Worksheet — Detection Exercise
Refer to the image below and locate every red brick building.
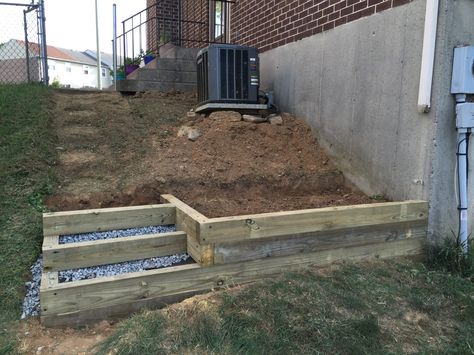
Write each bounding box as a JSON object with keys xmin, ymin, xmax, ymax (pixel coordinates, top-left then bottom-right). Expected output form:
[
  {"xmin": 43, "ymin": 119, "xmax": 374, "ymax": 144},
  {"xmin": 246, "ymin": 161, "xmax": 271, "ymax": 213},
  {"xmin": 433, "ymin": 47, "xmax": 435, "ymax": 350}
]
[{"xmin": 146, "ymin": 0, "xmax": 414, "ymax": 52}]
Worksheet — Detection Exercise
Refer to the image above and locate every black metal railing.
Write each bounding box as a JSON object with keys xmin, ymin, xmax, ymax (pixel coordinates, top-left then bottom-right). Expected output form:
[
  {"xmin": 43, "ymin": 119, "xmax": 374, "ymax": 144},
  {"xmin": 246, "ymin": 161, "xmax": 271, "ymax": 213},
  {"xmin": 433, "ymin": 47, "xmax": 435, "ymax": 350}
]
[{"xmin": 114, "ymin": 0, "xmax": 235, "ymax": 71}]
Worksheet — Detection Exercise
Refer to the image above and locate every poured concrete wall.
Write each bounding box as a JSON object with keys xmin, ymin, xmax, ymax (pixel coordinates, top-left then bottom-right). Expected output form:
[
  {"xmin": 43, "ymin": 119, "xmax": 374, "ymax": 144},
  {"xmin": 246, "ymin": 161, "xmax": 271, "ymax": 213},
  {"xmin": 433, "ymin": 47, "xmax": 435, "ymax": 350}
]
[
  {"xmin": 260, "ymin": 0, "xmax": 474, "ymax": 238},
  {"xmin": 428, "ymin": 0, "xmax": 474, "ymax": 237}
]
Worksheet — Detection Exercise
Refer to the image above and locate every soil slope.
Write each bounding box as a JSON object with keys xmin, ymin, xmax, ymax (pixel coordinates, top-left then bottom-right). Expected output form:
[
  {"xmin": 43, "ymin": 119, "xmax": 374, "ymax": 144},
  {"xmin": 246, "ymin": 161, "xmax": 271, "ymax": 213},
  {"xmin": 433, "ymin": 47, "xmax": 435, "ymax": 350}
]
[{"xmin": 46, "ymin": 90, "xmax": 371, "ymax": 217}]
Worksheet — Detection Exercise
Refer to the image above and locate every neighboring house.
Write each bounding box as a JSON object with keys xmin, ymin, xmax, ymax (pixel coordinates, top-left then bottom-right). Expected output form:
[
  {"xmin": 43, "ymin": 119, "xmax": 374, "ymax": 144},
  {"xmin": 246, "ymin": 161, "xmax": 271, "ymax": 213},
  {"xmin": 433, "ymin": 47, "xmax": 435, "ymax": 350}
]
[
  {"xmin": 0, "ymin": 39, "xmax": 113, "ymax": 89},
  {"xmin": 144, "ymin": 0, "xmax": 472, "ymax": 240}
]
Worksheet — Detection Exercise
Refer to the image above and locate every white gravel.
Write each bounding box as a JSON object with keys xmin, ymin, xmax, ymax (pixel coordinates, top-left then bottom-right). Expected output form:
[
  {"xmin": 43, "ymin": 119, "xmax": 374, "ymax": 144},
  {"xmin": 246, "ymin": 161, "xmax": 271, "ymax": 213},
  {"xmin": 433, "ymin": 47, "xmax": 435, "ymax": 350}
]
[
  {"xmin": 59, "ymin": 225, "xmax": 176, "ymax": 244},
  {"xmin": 22, "ymin": 225, "xmax": 190, "ymax": 319}
]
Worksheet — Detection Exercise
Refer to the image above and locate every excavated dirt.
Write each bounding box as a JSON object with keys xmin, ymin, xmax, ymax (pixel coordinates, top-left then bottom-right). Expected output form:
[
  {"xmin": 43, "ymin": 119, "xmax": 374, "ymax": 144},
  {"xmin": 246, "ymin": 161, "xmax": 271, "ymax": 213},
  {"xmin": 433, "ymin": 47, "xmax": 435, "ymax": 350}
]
[{"xmin": 45, "ymin": 90, "xmax": 372, "ymax": 216}]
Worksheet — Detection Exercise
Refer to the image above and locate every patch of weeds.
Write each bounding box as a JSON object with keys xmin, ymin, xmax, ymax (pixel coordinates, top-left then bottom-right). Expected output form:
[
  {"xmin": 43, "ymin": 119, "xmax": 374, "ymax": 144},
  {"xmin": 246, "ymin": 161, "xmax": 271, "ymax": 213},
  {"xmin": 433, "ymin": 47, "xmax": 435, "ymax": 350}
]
[
  {"xmin": 427, "ymin": 233, "xmax": 474, "ymax": 277},
  {"xmin": 27, "ymin": 182, "xmax": 53, "ymax": 212}
]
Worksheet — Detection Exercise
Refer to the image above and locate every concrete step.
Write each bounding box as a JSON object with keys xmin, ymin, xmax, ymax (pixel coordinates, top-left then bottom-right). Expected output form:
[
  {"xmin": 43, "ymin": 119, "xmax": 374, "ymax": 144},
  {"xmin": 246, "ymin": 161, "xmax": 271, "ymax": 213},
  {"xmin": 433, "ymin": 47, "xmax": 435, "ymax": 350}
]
[
  {"xmin": 136, "ymin": 69, "xmax": 196, "ymax": 83},
  {"xmin": 117, "ymin": 79, "xmax": 196, "ymax": 93},
  {"xmin": 159, "ymin": 43, "xmax": 200, "ymax": 60},
  {"xmin": 143, "ymin": 58, "xmax": 196, "ymax": 72}
]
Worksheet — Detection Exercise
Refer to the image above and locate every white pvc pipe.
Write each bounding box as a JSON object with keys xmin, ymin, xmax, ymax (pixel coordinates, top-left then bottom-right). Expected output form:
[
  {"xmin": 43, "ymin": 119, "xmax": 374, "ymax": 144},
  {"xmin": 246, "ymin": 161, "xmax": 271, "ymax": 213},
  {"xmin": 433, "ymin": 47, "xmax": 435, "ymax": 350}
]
[{"xmin": 417, "ymin": 0, "xmax": 439, "ymax": 113}]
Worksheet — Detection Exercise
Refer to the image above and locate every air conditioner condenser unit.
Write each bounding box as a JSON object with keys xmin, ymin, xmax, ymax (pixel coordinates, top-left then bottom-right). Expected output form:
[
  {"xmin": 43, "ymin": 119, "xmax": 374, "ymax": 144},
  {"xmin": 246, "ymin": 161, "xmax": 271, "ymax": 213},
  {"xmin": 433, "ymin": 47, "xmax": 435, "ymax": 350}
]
[{"xmin": 196, "ymin": 44, "xmax": 260, "ymax": 108}]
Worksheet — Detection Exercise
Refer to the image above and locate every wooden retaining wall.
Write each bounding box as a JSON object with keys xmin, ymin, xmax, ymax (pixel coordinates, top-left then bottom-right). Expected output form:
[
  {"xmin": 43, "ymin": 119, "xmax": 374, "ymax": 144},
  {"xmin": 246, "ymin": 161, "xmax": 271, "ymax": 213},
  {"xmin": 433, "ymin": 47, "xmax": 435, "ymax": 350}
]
[{"xmin": 40, "ymin": 196, "xmax": 428, "ymax": 327}]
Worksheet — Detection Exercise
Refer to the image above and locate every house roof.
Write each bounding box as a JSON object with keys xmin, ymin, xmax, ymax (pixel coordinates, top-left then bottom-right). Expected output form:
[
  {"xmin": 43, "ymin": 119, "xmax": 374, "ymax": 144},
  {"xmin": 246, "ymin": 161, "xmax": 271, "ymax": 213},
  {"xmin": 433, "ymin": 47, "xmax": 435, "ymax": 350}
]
[
  {"xmin": 13, "ymin": 39, "xmax": 112, "ymax": 67},
  {"xmin": 83, "ymin": 50, "xmax": 114, "ymax": 68}
]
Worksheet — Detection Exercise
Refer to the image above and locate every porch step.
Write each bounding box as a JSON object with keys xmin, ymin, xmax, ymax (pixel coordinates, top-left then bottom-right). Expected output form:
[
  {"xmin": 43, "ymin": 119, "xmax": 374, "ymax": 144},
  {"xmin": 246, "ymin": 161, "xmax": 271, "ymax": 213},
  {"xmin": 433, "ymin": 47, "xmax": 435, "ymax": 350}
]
[{"xmin": 117, "ymin": 46, "xmax": 198, "ymax": 93}]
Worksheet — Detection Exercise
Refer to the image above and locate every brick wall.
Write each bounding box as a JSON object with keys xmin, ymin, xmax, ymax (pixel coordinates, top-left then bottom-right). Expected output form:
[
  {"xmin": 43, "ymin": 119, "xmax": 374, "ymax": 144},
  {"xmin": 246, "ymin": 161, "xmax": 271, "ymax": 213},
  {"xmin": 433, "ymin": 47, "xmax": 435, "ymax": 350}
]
[
  {"xmin": 146, "ymin": 0, "xmax": 414, "ymax": 52},
  {"xmin": 181, "ymin": 0, "xmax": 210, "ymax": 48},
  {"xmin": 146, "ymin": 0, "xmax": 179, "ymax": 52},
  {"xmin": 231, "ymin": 0, "xmax": 415, "ymax": 52}
]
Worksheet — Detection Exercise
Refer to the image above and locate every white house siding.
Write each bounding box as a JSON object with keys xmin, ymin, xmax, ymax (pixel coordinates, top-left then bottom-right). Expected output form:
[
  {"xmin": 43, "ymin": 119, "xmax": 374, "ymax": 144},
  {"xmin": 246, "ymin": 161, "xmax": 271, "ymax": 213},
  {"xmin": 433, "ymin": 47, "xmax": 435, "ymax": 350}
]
[{"xmin": 48, "ymin": 59, "xmax": 112, "ymax": 89}]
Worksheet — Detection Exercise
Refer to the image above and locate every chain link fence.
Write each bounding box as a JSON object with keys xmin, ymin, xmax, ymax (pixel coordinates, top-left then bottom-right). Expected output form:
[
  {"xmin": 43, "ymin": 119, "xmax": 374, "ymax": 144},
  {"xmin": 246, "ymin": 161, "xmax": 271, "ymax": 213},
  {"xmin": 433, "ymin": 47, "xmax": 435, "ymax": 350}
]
[{"xmin": 0, "ymin": 1, "xmax": 47, "ymax": 84}]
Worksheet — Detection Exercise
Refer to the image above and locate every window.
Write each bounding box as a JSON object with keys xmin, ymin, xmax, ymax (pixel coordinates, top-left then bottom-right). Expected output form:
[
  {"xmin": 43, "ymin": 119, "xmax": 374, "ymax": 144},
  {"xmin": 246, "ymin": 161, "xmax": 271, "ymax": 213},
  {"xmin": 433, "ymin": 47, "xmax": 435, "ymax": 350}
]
[
  {"xmin": 101, "ymin": 68, "xmax": 106, "ymax": 78},
  {"xmin": 210, "ymin": 1, "xmax": 229, "ymax": 42},
  {"xmin": 65, "ymin": 63, "xmax": 71, "ymax": 73},
  {"xmin": 48, "ymin": 60, "xmax": 56, "ymax": 71},
  {"xmin": 83, "ymin": 66, "xmax": 89, "ymax": 75}
]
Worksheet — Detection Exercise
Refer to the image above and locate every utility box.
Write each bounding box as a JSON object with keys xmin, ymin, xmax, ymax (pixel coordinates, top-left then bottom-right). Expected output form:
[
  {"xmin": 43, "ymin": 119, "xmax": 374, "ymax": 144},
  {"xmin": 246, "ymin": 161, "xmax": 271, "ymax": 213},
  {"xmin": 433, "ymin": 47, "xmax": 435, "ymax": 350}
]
[
  {"xmin": 197, "ymin": 44, "xmax": 260, "ymax": 105},
  {"xmin": 451, "ymin": 46, "xmax": 474, "ymax": 94}
]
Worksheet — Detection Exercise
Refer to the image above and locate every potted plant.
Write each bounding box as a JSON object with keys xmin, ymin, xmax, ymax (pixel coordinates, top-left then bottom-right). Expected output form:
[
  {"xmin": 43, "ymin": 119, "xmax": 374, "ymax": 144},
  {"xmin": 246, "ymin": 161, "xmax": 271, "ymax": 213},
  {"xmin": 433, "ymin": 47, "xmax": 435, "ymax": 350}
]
[
  {"xmin": 115, "ymin": 66, "xmax": 125, "ymax": 81},
  {"xmin": 142, "ymin": 49, "xmax": 157, "ymax": 65},
  {"xmin": 124, "ymin": 56, "xmax": 141, "ymax": 75}
]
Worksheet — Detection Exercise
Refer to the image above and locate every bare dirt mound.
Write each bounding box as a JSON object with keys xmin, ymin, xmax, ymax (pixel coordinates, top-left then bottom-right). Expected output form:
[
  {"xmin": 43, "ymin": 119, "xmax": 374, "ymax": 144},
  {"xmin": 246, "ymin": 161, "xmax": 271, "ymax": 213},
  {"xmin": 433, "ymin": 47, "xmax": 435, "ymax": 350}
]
[{"xmin": 46, "ymin": 90, "xmax": 372, "ymax": 217}]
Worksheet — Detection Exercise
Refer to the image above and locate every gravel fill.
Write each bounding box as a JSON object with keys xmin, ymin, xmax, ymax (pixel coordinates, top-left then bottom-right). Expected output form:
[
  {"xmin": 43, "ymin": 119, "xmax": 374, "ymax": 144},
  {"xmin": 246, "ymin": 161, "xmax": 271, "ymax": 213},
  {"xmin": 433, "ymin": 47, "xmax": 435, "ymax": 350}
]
[
  {"xmin": 59, "ymin": 225, "xmax": 176, "ymax": 244},
  {"xmin": 58, "ymin": 253, "xmax": 191, "ymax": 283},
  {"xmin": 21, "ymin": 225, "xmax": 189, "ymax": 318},
  {"xmin": 21, "ymin": 256, "xmax": 42, "ymax": 319}
]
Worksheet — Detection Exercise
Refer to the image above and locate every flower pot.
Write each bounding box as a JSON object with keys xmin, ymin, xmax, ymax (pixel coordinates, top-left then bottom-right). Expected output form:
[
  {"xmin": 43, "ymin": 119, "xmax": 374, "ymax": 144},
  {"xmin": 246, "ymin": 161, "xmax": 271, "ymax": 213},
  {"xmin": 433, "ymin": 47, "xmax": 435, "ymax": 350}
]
[
  {"xmin": 116, "ymin": 72, "xmax": 125, "ymax": 81},
  {"xmin": 125, "ymin": 64, "xmax": 139, "ymax": 75},
  {"xmin": 143, "ymin": 55, "xmax": 156, "ymax": 65}
]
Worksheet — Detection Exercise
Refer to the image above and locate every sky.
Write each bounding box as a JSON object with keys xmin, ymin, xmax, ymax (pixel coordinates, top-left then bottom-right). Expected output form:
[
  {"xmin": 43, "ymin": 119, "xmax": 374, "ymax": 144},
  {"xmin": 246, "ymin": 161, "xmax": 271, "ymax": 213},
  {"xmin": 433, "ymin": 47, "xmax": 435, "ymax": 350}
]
[{"xmin": 0, "ymin": 0, "xmax": 146, "ymax": 53}]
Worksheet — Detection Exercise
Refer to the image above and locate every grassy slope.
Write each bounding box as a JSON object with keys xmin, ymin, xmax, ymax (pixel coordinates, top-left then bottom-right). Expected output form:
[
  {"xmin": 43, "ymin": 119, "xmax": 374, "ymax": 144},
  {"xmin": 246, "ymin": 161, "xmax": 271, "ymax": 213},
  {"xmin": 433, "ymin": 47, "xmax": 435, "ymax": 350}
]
[
  {"xmin": 0, "ymin": 84, "xmax": 56, "ymax": 354},
  {"xmin": 97, "ymin": 259, "xmax": 474, "ymax": 355}
]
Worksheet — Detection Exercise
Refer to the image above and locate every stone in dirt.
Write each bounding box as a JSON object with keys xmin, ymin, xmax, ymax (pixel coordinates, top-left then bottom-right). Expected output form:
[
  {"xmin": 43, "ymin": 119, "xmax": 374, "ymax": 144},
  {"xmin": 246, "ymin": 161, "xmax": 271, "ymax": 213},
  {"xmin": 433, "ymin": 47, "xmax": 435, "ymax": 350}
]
[
  {"xmin": 243, "ymin": 114, "xmax": 268, "ymax": 123},
  {"xmin": 186, "ymin": 111, "xmax": 197, "ymax": 119},
  {"xmin": 178, "ymin": 125, "xmax": 202, "ymax": 141},
  {"xmin": 209, "ymin": 110, "xmax": 242, "ymax": 122},
  {"xmin": 269, "ymin": 115, "xmax": 283, "ymax": 125}
]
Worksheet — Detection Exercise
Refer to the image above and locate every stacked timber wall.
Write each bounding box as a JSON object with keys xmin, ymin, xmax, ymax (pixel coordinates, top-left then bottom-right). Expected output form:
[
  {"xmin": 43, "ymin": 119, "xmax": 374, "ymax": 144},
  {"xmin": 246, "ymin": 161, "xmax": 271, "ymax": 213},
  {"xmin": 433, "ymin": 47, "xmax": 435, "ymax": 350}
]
[{"xmin": 40, "ymin": 195, "xmax": 428, "ymax": 327}]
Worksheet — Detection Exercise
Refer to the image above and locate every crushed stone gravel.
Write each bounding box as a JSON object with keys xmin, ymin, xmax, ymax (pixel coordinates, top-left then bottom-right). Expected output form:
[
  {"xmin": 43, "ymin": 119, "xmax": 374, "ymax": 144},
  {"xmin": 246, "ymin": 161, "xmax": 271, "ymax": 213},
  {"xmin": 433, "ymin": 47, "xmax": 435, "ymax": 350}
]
[
  {"xmin": 22, "ymin": 225, "xmax": 188, "ymax": 319},
  {"xmin": 59, "ymin": 225, "xmax": 176, "ymax": 244},
  {"xmin": 21, "ymin": 257, "xmax": 42, "ymax": 319},
  {"xmin": 58, "ymin": 253, "xmax": 190, "ymax": 283}
]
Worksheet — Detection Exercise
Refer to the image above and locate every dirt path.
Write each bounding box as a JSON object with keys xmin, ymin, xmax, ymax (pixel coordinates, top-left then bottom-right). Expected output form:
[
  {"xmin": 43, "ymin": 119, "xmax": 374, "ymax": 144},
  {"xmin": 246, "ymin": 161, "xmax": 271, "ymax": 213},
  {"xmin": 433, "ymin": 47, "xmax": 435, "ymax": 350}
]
[{"xmin": 46, "ymin": 90, "xmax": 371, "ymax": 217}]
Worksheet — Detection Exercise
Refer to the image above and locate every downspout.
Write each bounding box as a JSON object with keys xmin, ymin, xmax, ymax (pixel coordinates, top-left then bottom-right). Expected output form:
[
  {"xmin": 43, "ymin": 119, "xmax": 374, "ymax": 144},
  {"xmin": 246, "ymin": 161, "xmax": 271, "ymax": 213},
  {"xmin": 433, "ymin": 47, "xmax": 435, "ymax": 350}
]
[{"xmin": 417, "ymin": 0, "xmax": 440, "ymax": 113}]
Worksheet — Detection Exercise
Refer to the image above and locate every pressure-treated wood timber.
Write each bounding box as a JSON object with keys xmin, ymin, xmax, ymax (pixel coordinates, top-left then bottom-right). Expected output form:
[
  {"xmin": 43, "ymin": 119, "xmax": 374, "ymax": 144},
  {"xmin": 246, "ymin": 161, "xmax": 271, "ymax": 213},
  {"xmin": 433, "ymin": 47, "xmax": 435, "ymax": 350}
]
[
  {"xmin": 42, "ymin": 232, "xmax": 187, "ymax": 271},
  {"xmin": 40, "ymin": 238, "xmax": 424, "ymax": 326},
  {"xmin": 199, "ymin": 201, "xmax": 428, "ymax": 244},
  {"xmin": 161, "ymin": 194, "xmax": 209, "ymax": 264},
  {"xmin": 43, "ymin": 204, "xmax": 176, "ymax": 237},
  {"xmin": 213, "ymin": 220, "xmax": 426, "ymax": 264},
  {"xmin": 161, "ymin": 194, "xmax": 207, "ymax": 238}
]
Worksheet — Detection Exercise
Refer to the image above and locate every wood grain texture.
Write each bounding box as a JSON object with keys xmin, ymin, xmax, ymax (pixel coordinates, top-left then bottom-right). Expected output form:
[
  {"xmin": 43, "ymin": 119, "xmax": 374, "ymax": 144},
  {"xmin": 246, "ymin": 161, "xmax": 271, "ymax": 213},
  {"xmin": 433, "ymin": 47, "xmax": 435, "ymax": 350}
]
[
  {"xmin": 41, "ymin": 238, "xmax": 424, "ymax": 319},
  {"xmin": 199, "ymin": 201, "xmax": 428, "ymax": 244},
  {"xmin": 214, "ymin": 221, "xmax": 427, "ymax": 264},
  {"xmin": 161, "ymin": 194, "xmax": 208, "ymax": 240},
  {"xmin": 43, "ymin": 204, "xmax": 176, "ymax": 237},
  {"xmin": 43, "ymin": 232, "xmax": 187, "ymax": 271}
]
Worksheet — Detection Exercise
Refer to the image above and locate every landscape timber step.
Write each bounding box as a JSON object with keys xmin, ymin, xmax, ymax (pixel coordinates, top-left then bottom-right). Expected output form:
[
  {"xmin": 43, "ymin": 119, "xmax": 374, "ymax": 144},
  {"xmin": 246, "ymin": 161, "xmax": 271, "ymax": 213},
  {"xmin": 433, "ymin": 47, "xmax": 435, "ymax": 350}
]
[{"xmin": 40, "ymin": 196, "xmax": 428, "ymax": 327}]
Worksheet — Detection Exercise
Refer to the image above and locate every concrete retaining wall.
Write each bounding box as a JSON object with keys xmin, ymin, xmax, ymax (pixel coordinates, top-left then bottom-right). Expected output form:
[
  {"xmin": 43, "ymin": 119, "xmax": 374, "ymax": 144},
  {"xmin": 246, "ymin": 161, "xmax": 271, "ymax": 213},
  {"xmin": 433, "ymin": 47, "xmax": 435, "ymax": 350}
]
[{"xmin": 260, "ymin": 0, "xmax": 474, "ymax": 238}]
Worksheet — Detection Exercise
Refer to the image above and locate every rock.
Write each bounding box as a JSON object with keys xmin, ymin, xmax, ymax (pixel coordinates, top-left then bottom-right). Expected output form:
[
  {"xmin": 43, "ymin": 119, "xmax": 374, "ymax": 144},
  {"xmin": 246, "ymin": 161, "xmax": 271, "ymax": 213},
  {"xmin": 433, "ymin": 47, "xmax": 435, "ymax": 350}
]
[
  {"xmin": 269, "ymin": 115, "xmax": 283, "ymax": 125},
  {"xmin": 209, "ymin": 110, "xmax": 242, "ymax": 122},
  {"xmin": 177, "ymin": 126, "xmax": 189, "ymax": 138},
  {"xmin": 178, "ymin": 126, "xmax": 201, "ymax": 141},
  {"xmin": 186, "ymin": 111, "xmax": 197, "ymax": 119},
  {"xmin": 243, "ymin": 114, "xmax": 268, "ymax": 123},
  {"xmin": 187, "ymin": 128, "xmax": 202, "ymax": 141}
]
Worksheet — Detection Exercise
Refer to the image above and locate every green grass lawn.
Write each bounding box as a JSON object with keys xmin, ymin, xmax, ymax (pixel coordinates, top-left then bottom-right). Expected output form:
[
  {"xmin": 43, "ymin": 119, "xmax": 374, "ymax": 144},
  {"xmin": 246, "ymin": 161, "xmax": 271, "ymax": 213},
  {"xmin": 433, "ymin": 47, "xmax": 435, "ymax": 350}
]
[
  {"xmin": 0, "ymin": 84, "xmax": 56, "ymax": 354},
  {"xmin": 96, "ymin": 259, "xmax": 474, "ymax": 355}
]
